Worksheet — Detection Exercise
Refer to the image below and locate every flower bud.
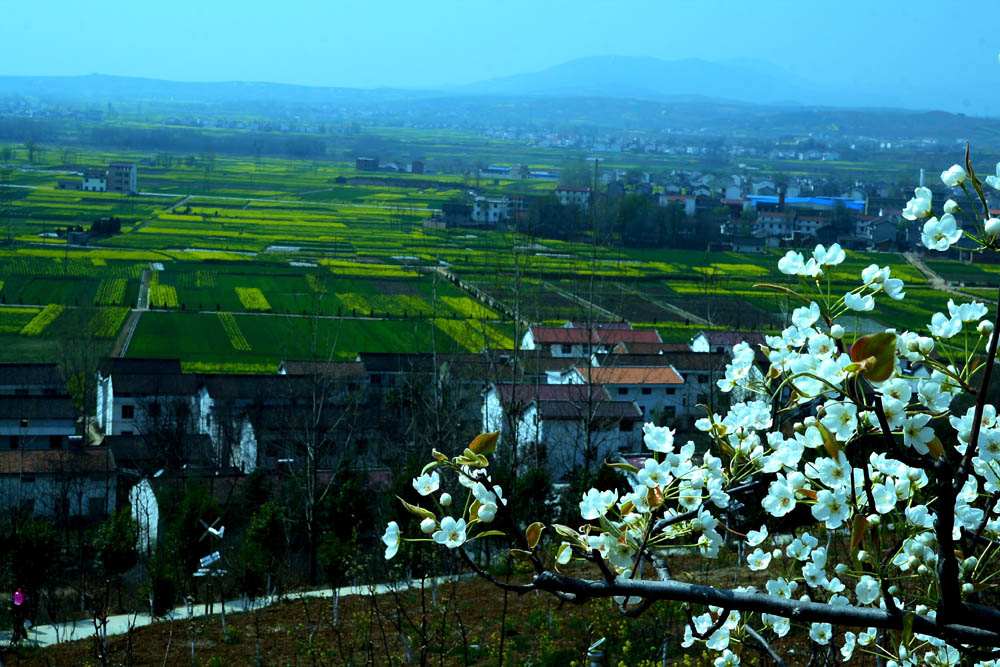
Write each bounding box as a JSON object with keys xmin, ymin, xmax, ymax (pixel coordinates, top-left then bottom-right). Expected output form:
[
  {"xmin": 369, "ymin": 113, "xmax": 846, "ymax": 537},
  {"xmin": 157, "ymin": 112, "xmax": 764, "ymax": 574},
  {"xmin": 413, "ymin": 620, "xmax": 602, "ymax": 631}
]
[
  {"xmin": 440, "ymin": 492, "xmax": 452, "ymax": 507},
  {"xmin": 918, "ymin": 338, "xmax": 934, "ymax": 355},
  {"xmin": 979, "ymin": 321, "xmax": 994, "ymax": 336},
  {"xmin": 944, "ymin": 199, "xmax": 959, "ymax": 214},
  {"xmin": 867, "ymin": 514, "xmax": 881, "ymax": 526},
  {"xmin": 987, "ymin": 218, "xmax": 1000, "ymax": 240},
  {"xmin": 830, "ymin": 324, "xmax": 845, "ymax": 340},
  {"xmin": 917, "ymin": 564, "xmax": 929, "ymax": 576},
  {"xmin": 888, "ymin": 585, "xmax": 900, "ymax": 595},
  {"xmin": 789, "ymin": 581, "xmax": 799, "ymax": 593},
  {"xmin": 420, "ymin": 518, "xmax": 436, "ymax": 534},
  {"xmin": 962, "ymin": 583, "xmax": 974, "ymax": 594},
  {"xmin": 965, "ymin": 556, "xmax": 979, "ymax": 570},
  {"xmin": 916, "ymin": 604, "xmax": 928, "ymax": 615},
  {"xmin": 772, "ymin": 548, "xmax": 782, "ymax": 559},
  {"xmin": 857, "ymin": 550, "xmax": 869, "ymax": 562},
  {"xmin": 835, "ymin": 563, "xmax": 848, "ymax": 576}
]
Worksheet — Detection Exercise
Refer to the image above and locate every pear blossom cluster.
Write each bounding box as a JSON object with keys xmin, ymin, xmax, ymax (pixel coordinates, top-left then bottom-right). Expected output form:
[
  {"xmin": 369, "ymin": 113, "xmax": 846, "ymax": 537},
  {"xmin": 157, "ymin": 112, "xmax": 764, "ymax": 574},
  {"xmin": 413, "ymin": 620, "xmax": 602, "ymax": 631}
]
[
  {"xmin": 905, "ymin": 157, "xmax": 1000, "ymax": 252},
  {"xmin": 384, "ymin": 155, "xmax": 1000, "ymax": 666}
]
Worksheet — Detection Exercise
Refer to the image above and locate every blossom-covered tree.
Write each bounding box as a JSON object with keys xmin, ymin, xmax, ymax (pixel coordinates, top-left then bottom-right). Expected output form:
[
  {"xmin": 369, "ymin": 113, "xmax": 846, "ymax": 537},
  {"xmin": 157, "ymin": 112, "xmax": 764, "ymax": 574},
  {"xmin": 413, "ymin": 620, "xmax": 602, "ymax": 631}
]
[{"xmin": 384, "ymin": 149, "xmax": 1000, "ymax": 665}]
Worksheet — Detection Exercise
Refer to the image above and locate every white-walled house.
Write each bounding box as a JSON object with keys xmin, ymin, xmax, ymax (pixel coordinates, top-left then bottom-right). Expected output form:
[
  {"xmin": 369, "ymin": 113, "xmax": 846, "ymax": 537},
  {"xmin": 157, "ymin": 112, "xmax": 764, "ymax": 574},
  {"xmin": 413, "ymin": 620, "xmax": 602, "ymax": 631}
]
[
  {"xmin": 96, "ymin": 358, "xmax": 195, "ymax": 436},
  {"xmin": 520, "ymin": 324, "xmax": 662, "ymax": 358},
  {"xmin": 572, "ymin": 366, "xmax": 686, "ymax": 421},
  {"xmin": 482, "ymin": 382, "xmax": 642, "ymax": 478},
  {"xmin": 555, "ymin": 186, "xmax": 590, "ymax": 208}
]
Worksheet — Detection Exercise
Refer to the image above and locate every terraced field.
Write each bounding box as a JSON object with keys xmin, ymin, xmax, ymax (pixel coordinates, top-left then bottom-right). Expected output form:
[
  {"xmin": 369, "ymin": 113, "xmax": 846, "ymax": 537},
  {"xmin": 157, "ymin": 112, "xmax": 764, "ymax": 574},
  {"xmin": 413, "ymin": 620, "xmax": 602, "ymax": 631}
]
[{"xmin": 0, "ymin": 143, "xmax": 989, "ymax": 368}]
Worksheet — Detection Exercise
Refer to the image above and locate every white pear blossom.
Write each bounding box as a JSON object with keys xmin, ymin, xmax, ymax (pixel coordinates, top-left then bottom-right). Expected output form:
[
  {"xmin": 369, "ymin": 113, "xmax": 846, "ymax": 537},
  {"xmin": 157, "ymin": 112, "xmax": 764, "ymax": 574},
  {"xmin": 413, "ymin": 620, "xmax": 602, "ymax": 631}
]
[
  {"xmin": 844, "ymin": 292, "xmax": 874, "ymax": 312},
  {"xmin": 412, "ymin": 471, "xmax": 440, "ymax": 496},
  {"xmin": 922, "ymin": 213, "xmax": 963, "ymax": 251},
  {"xmin": 812, "ymin": 488, "xmax": 850, "ymax": 529},
  {"xmin": 941, "ymin": 164, "xmax": 968, "ymax": 187},
  {"xmin": 643, "ymin": 422, "xmax": 676, "ymax": 452},
  {"xmin": 814, "ymin": 243, "xmax": 846, "ymax": 266},
  {"xmin": 579, "ymin": 488, "xmax": 617, "ymax": 520},
  {"xmin": 810, "ymin": 622, "xmax": 833, "ymax": 645},
  {"xmin": 929, "ymin": 311, "xmax": 962, "ymax": 338},
  {"xmin": 382, "ymin": 521, "xmax": 400, "ymax": 560},
  {"xmin": 903, "ymin": 186, "xmax": 933, "ymax": 220},
  {"xmin": 432, "ymin": 516, "xmax": 466, "ymax": 549},
  {"xmin": 855, "ymin": 575, "xmax": 881, "ymax": 604},
  {"xmin": 747, "ymin": 525, "xmax": 768, "ymax": 546},
  {"xmin": 986, "ymin": 161, "xmax": 1000, "ymax": 190},
  {"xmin": 746, "ymin": 547, "xmax": 772, "ymax": 571}
]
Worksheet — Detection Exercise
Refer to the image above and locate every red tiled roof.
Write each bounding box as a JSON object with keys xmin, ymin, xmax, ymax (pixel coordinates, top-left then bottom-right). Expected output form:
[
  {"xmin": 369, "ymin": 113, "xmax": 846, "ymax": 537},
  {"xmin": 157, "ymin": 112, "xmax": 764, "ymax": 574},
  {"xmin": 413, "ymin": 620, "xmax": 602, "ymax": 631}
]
[
  {"xmin": 530, "ymin": 327, "xmax": 662, "ymax": 345},
  {"xmin": 575, "ymin": 366, "xmax": 683, "ymax": 385}
]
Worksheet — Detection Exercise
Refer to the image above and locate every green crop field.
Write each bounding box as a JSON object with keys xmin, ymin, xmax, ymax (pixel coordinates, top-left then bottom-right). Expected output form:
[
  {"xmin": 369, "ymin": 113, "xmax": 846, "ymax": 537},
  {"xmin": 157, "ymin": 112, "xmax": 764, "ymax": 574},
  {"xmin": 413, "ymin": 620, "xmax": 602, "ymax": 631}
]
[{"xmin": 0, "ymin": 138, "xmax": 991, "ymax": 370}]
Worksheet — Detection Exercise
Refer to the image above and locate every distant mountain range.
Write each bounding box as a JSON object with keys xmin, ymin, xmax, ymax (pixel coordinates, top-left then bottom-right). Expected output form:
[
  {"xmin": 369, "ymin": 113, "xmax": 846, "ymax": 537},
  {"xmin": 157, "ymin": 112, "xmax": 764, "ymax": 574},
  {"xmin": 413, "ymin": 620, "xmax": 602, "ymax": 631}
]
[
  {"xmin": 0, "ymin": 55, "xmax": 994, "ymax": 115},
  {"xmin": 1, "ymin": 57, "xmax": 998, "ymax": 144},
  {"xmin": 456, "ymin": 56, "xmax": 821, "ymax": 106},
  {"xmin": 456, "ymin": 55, "xmax": 997, "ymax": 115}
]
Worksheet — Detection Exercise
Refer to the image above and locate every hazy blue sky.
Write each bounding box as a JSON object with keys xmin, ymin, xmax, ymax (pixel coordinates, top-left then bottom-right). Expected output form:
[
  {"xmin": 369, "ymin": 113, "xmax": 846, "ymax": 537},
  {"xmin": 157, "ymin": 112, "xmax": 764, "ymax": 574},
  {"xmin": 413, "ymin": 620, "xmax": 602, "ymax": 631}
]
[{"xmin": 3, "ymin": 0, "xmax": 999, "ymax": 111}]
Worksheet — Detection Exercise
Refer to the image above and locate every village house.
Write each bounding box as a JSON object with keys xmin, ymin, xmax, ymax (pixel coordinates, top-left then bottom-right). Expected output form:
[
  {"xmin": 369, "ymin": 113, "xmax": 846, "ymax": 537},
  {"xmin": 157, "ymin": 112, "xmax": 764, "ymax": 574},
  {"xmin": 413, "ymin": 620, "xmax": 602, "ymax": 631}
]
[
  {"xmin": 472, "ymin": 196, "xmax": 509, "ymax": 226},
  {"xmin": 520, "ymin": 322, "xmax": 663, "ymax": 358},
  {"xmin": 482, "ymin": 382, "xmax": 642, "ymax": 478},
  {"xmin": 555, "ymin": 185, "xmax": 590, "ymax": 208},
  {"xmin": 570, "ymin": 365, "xmax": 685, "ymax": 421},
  {"xmin": 107, "ymin": 161, "xmax": 138, "ymax": 194},
  {"xmin": 96, "ymin": 358, "xmax": 197, "ymax": 437}
]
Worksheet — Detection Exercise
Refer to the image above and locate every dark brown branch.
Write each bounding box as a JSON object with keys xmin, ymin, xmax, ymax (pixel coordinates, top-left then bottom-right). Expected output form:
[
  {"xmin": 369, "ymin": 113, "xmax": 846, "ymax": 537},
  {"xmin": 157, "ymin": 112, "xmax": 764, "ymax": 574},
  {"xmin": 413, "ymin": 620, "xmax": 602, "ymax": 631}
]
[
  {"xmin": 956, "ymin": 285, "xmax": 1000, "ymax": 491},
  {"xmin": 684, "ymin": 606, "xmax": 731, "ymax": 640},
  {"xmin": 531, "ymin": 572, "xmax": 1000, "ymax": 646},
  {"xmin": 457, "ymin": 550, "xmax": 535, "ymax": 595},
  {"xmin": 745, "ymin": 625, "xmax": 787, "ymax": 667}
]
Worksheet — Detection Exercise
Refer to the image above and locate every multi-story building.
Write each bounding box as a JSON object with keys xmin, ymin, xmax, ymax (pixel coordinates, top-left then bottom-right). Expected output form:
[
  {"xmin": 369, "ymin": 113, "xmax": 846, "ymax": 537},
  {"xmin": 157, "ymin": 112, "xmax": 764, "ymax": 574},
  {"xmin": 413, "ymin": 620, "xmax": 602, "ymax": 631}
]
[{"xmin": 107, "ymin": 162, "xmax": 137, "ymax": 194}]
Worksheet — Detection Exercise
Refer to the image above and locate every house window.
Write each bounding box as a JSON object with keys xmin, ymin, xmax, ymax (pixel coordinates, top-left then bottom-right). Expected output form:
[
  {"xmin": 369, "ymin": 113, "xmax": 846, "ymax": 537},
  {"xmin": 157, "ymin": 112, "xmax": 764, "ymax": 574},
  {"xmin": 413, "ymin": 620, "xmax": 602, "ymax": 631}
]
[
  {"xmin": 121, "ymin": 404, "xmax": 135, "ymax": 419},
  {"xmin": 666, "ymin": 388, "xmax": 676, "ymax": 395},
  {"xmin": 561, "ymin": 344, "xmax": 572, "ymax": 354},
  {"xmin": 8, "ymin": 436, "xmax": 18, "ymax": 450},
  {"xmin": 617, "ymin": 387, "xmax": 628, "ymax": 395},
  {"xmin": 641, "ymin": 387, "xmax": 651, "ymax": 395},
  {"xmin": 49, "ymin": 435, "xmax": 63, "ymax": 449}
]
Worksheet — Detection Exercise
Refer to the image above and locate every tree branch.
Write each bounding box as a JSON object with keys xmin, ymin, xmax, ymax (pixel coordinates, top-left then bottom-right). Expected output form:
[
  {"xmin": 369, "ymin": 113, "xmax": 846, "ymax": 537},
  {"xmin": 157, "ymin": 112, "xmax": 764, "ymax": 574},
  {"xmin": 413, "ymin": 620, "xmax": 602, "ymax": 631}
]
[
  {"xmin": 531, "ymin": 572, "xmax": 1000, "ymax": 646},
  {"xmin": 745, "ymin": 625, "xmax": 787, "ymax": 667}
]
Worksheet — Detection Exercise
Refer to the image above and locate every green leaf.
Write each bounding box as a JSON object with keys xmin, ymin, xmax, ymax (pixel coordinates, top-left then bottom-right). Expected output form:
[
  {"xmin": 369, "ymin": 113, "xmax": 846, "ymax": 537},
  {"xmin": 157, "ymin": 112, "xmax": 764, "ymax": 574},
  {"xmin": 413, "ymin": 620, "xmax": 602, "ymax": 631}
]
[
  {"xmin": 902, "ymin": 612, "xmax": 915, "ymax": 645},
  {"xmin": 815, "ymin": 421, "xmax": 842, "ymax": 459},
  {"xmin": 525, "ymin": 522, "xmax": 545, "ymax": 549},
  {"xmin": 552, "ymin": 524, "xmax": 579, "ymax": 540},
  {"xmin": 509, "ymin": 548, "xmax": 533, "ymax": 561},
  {"xmin": 850, "ymin": 513, "xmax": 868, "ymax": 552},
  {"xmin": 420, "ymin": 460, "xmax": 441, "ymax": 475},
  {"xmin": 431, "ymin": 448, "xmax": 448, "ymax": 462},
  {"xmin": 469, "ymin": 432, "xmax": 499, "ymax": 456},
  {"xmin": 926, "ymin": 436, "xmax": 945, "ymax": 460},
  {"xmin": 397, "ymin": 496, "xmax": 435, "ymax": 521},
  {"xmin": 850, "ymin": 332, "xmax": 897, "ymax": 383},
  {"xmin": 606, "ymin": 461, "xmax": 639, "ymax": 474},
  {"xmin": 475, "ymin": 530, "xmax": 507, "ymax": 539}
]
